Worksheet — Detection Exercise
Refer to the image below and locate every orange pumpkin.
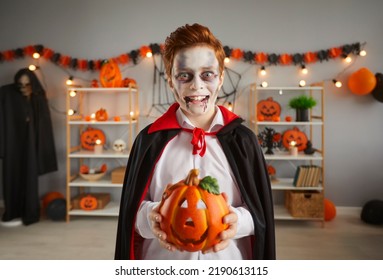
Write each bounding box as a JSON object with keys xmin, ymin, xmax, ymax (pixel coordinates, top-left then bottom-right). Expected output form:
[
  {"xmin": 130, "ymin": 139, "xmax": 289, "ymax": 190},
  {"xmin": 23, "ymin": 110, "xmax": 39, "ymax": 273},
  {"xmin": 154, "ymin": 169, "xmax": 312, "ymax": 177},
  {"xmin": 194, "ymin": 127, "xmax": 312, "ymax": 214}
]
[
  {"xmin": 348, "ymin": 67, "xmax": 377, "ymax": 95},
  {"xmin": 122, "ymin": 77, "xmax": 137, "ymax": 88},
  {"xmin": 80, "ymin": 195, "xmax": 98, "ymax": 211},
  {"xmin": 80, "ymin": 127, "xmax": 106, "ymax": 151},
  {"xmin": 95, "ymin": 108, "xmax": 108, "ymax": 121},
  {"xmin": 285, "ymin": 115, "xmax": 292, "ymax": 122},
  {"xmin": 159, "ymin": 169, "xmax": 229, "ymax": 252},
  {"xmin": 267, "ymin": 165, "xmax": 276, "ymax": 176},
  {"xmin": 324, "ymin": 198, "xmax": 336, "ymax": 221},
  {"xmin": 99, "ymin": 59, "xmax": 123, "ymax": 87},
  {"xmin": 257, "ymin": 97, "xmax": 281, "ymax": 121},
  {"xmin": 282, "ymin": 127, "xmax": 308, "ymax": 151}
]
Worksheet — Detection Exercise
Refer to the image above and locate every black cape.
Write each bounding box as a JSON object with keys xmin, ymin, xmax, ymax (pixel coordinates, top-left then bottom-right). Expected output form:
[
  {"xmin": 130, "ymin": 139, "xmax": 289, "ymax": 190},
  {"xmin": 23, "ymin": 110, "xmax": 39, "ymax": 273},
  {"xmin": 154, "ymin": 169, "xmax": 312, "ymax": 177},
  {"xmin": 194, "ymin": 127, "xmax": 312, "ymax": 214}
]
[
  {"xmin": 115, "ymin": 104, "xmax": 275, "ymax": 259},
  {"xmin": 0, "ymin": 83, "xmax": 57, "ymax": 225}
]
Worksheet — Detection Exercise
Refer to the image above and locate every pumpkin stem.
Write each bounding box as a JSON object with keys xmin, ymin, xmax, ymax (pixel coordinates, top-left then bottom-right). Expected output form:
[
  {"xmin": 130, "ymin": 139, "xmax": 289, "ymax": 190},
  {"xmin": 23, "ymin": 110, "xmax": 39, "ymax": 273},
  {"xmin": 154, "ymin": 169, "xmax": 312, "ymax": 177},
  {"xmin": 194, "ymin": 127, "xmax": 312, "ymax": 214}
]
[{"xmin": 185, "ymin": 169, "xmax": 200, "ymax": 186}]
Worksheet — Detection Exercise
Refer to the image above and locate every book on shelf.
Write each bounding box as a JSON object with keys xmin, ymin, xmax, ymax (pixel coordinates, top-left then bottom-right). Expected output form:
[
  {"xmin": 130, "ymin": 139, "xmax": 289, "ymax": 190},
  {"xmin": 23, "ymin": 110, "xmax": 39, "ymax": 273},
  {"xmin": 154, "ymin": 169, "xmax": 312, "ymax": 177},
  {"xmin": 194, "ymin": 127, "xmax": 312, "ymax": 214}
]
[{"xmin": 293, "ymin": 165, "xmax": 322, "ymax": 187}]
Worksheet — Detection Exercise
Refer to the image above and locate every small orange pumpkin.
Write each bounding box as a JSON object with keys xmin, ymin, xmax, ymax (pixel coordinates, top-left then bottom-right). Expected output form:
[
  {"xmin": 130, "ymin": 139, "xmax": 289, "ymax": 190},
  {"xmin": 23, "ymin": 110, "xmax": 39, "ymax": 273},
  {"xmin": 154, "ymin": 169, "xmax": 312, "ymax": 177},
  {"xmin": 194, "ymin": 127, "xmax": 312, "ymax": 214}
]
[
  {"xmin": 95, "ymin": 108, "xmax": 108, "ymax": 121},
  {"xmin": 159, "ymin": 169, "xmax": 229, "ymax": 252},
  {"xmin": 324, "ymin": 198, "xmax": 336, "ymax": 221},
  {"xmin": 282, "ymin": 127, "xmax": 308, "ymax": 151},
  {"xmin": 285, "ymin": 115, "xmax": 292, "ymax": 122},
  {"xmin": 99, "ymin": 59, "xmax": 122, "ymax": 87},
  {"xmin": 80, "ymin": 127, "xmax": 106, "ymax": 151},
  {"xmin": 257, "ymin": 97, "xmax": 281, "ymax": 121},
  {"xmin": 80, "ymin": 195, "xmax": 98, "ymax": 211},
  {"xmin": 122, "ymin": 77, "xmax": 137, "ymax": 88}
]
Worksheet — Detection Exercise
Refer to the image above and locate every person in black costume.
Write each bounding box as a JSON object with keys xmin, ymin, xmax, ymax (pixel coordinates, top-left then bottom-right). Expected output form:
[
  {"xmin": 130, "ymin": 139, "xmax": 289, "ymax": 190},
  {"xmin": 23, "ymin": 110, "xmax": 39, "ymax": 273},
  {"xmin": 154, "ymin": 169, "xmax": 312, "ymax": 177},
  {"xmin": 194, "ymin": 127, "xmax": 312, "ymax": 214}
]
[
  {"xmin": 115, "ymin": 24, "xmax": 275, "ymax": 259},
  {"xmin": 0, "ymin": 68, "xmax": 58, "ymax": 225}
]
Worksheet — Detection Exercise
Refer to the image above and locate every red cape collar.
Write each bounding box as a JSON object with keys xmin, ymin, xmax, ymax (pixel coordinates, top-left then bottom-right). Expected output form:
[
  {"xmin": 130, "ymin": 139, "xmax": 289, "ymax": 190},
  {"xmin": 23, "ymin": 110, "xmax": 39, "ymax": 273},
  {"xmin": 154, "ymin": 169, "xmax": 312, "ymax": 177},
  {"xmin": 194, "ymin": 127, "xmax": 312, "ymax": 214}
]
[{"xmin": 148, "ymin": 103, "xmax": 239, "ymax": 134}]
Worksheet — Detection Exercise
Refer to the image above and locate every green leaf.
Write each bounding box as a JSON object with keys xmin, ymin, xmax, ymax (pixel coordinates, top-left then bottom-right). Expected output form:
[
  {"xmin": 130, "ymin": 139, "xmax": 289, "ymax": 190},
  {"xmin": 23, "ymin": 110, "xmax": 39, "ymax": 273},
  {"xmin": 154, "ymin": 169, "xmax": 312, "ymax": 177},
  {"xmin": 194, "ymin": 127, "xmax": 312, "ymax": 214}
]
[{"xmin": 199, "ymin": 176, "xmax": 220, "ymax": 195}]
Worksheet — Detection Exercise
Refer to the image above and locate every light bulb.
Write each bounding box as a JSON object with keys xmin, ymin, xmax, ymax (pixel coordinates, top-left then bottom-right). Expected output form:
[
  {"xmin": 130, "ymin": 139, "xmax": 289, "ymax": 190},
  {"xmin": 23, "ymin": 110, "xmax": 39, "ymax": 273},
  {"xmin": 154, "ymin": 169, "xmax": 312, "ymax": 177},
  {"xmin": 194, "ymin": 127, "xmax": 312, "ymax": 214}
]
[
  {"xmin": 69, "ymin": 90, "xmax": 77, "ymax": 97},
  {"xmin": 28, "ymin": 64, "xmax": 37, "ymax": 71},
  {"xmin": 68, "ymin": 109, "xmax": 75, "ymax": 116},
  {"xmin": 227, "ymin": 102, "xmax": 233, "ymax": 111},
  {"xmin": 66, "ymin": 76, "xmax": 73, "ymax": 86},
  {"xmin": 299, "ymin": 80, "xmax": 306, "ymax": 87},
  {"xmin": 261, "ymin": 81, "xmax": 268, "ymax": 88},
  {"xmin": 146, "ymin": 52, "xmax": 153, "ymax": 58},
  {"xmin": 224, "ymin": 57, "xmax": 230, "ymax": 64},
  {"xmin": 260, "ymin": 66, "xmax": 267, "ymax": 76},
  {"xmin": 332, "ymin": 79, "xmax": 342, "ymax": 88},
  {"xmin": 359, "ymin": 50, "xmax": 367, "ymax": 57},
  {"xmin": 344, "ymin": 56, "xmax": 352, "ymax": 63},
  {"xmin": 301, "ymin": 65, "xmax": 308, "ymax": 75},
  {"xmin": 32, "ymin": 52, "xmax": 40, "ymax": 59}
]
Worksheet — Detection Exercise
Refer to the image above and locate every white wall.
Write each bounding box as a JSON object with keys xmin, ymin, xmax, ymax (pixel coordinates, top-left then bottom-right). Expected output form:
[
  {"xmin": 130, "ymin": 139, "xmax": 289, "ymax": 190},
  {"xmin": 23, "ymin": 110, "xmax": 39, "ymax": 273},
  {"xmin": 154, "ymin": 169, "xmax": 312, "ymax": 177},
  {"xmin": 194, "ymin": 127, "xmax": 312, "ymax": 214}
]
[{"xmin": 0, "ymin": 0, "xmax": 382, "ymax": 207}]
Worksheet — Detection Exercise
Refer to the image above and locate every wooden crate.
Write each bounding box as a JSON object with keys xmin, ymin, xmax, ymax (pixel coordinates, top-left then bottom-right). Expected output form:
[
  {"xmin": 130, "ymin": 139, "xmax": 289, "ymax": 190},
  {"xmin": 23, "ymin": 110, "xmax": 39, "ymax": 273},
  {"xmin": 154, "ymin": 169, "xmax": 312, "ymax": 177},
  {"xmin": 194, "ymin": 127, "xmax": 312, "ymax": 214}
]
[
  {"xmin": 285, "ymin": 190, "xmax": 324, "ymax": 218},
  {"xmin": 71, "ymin": 193, "xmax": 111, "ymax": 210},
  {"xmin": 111, "ymin": 167, "xmax": 126, "ymax": 184}
]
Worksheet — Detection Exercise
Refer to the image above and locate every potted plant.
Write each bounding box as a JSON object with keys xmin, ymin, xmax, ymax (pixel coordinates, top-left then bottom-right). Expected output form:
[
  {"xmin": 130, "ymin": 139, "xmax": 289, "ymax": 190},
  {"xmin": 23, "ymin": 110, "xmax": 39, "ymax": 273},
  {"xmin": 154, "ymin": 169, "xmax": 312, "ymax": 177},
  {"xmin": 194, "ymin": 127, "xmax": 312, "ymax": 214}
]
[{"xmin": 288, "ymin": 95, "xmax": 317, "ymax": 121}]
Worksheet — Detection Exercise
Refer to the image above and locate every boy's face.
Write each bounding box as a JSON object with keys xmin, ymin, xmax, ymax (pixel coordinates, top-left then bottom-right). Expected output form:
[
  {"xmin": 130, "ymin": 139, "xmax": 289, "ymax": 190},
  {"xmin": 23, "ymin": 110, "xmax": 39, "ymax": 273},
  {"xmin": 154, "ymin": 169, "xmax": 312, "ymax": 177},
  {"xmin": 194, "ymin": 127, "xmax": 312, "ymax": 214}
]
[{"xmin": 169, "ymin": 46, "xmax": 224, "ymax": 117}]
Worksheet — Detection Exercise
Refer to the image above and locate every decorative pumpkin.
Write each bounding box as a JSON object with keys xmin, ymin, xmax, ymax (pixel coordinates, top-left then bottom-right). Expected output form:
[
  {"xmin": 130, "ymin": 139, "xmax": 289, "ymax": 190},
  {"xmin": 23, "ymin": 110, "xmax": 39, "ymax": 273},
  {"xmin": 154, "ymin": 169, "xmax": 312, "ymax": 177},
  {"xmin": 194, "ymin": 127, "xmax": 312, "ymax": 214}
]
[
  {"xmin": 159, "ymin": 169, "xmax": 229, "ymax": 252},
  {"xmin": 255, "ymin": 52, "xmax": 268, "ymax": 64},
  {"xmin": 80, "ymin": 127, "xmax": 106, "ymax": 151},
  {"xmin": 282, "ymin": 127, "xmax": 308, "ymax": 151},
  {"xmin": 99, "ymin": 59, "xmax": 123, "ymax": 87},
  {"xmin": 122, "ymin": 77, "xmax": 137, "ymax": 88},
  {"xmin": 279, "ymin": 53, "xmax": 292, "ymax": 65},
  {"xmin": 285, "ymin": 115, "xmax": 292, "ymax": 122},
  {"xmin": 267, "ymin": 164, "xmax": 276, "ymax": 176},
  {"xmin": 348, "ymin": 67, "xmax": 377, "ymax": 95},
  {"xmin": 42, "ymin": 192, "xmax": 64, "ymax": 210},
  {"xmin": 257, "ymin": 97, "xmax": 281, "ymax": 121},
  {"xmin": 80, "ymin": 194, "xmax": 98, "ymax": 211},
  {"xmin": 95, "ymin": 108, "xmax": 108, "ymax": 121},
  {"xmin": 324, "ymin": 198, "xmax": 336, "ymax": 221}
]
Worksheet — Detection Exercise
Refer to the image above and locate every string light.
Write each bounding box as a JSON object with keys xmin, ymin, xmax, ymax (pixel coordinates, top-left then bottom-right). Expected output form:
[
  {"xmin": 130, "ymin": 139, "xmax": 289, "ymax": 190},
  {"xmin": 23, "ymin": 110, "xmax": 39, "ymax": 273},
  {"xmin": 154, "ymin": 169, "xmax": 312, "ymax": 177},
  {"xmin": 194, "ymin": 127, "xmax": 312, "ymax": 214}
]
[
  {"xmin": 260, "ymin": 66, "xmax": 267, "ymax": 76},
  {"xmin": 301, "ymin": 64, "xmax": 308, "ymax": 75},
  {"xmin": 28, "ymin": 64, "xmax": 37, "ymax": 71},
  {"xmin": 146, "ymin": 51, "xmax": 153, "ymax": 58},
  {"xmin": 299, "ymin": 80, "xmax": 306, "ymax": 87},
  {"xmin": 359, "ymin": 49, "xmax": 367, "ymax": 57},
  {"xmin": 332, "ymin": 79, "xmax": 342, "ymax": 88},
  {"xmin": 67, "ymin": 109, "xmax": 75, "ymax": 116},
  {"xmin": 261, "ymin": 81, "xmax": 268, "ymax": 88},
  {"xmin": 66, "ymin": 76, "xmax": 73, "ymax": 85},
  {"xmin": 344, "ymin": 56, "xmax": 352, "ymax": 63},
  {"xmin": 227, "ymin": 102, "xmax": 233, "ymax": 111},
  {"xmin": 69, "ymin": 90, "xmax": 77, "ymax": 97},
  {"xmin": 32, "ymin": 52, "xmax": 40, "ymax": 59},
  {"xmin": 224, "ymin": 57, "xmax": 230, "ymax": 64}
]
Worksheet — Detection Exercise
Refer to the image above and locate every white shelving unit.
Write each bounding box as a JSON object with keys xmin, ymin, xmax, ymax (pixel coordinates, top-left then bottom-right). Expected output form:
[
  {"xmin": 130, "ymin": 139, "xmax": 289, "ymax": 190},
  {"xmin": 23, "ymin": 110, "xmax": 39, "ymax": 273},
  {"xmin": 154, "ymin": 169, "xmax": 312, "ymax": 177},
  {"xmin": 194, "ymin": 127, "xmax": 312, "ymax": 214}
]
[
  {"xmin": 249, "ymin": 83, "xmax": 325, "ymax": 224},
  {"xmin": 65, "ymin": 87, "xmax": 139, "ymax": 221}
]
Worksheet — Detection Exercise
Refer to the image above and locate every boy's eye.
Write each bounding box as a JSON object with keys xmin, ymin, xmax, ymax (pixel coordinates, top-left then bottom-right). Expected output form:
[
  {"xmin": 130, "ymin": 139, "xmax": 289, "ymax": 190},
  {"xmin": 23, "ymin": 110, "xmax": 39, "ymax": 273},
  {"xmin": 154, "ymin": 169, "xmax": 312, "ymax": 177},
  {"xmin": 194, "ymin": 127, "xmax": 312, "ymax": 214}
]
[
  {"xmin": 175, "ymin": 73, "xmax": 193, "ymax": 82},
  {"xmin": 200, "ymin": 71, "xmax": 217, "ymax": 81}
]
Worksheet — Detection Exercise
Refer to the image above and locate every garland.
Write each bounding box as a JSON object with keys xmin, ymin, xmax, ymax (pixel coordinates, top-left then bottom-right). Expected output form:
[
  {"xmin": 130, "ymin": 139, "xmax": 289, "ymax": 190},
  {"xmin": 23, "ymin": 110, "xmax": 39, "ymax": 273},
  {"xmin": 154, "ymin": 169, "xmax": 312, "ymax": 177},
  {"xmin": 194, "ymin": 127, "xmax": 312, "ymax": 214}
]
[{"xmin": 0, "ymin": 42, "xmax": 365, "ymax": 71}]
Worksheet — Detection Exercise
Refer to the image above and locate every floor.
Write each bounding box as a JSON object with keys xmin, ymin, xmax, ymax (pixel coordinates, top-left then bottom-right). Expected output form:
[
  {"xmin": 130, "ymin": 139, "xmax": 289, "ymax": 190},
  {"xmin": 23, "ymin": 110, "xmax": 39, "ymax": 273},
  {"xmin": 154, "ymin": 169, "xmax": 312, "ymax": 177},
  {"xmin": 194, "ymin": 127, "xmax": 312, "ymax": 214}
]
[{"xmin": 0, "ymin": 208, "xmax": 382, "ymax": 260}]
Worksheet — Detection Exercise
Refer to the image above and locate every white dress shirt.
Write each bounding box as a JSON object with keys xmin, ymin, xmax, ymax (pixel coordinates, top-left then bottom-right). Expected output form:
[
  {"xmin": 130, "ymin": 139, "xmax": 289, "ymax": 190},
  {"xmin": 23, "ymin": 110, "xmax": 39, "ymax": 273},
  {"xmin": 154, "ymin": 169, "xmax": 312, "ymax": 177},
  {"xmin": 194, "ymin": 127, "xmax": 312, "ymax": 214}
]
[{"xmin": 135, "ymin": 106, "xmax": 255, "ymax": 259}]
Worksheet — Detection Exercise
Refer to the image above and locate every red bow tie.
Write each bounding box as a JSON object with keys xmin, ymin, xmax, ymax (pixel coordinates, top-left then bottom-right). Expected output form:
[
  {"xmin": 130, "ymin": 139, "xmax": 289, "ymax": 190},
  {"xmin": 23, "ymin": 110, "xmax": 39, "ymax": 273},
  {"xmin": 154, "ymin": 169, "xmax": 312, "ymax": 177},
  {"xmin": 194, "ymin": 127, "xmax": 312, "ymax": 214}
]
[{"xmin": 182, "ymin": 127, "xmax": 216, "ymax": 157}]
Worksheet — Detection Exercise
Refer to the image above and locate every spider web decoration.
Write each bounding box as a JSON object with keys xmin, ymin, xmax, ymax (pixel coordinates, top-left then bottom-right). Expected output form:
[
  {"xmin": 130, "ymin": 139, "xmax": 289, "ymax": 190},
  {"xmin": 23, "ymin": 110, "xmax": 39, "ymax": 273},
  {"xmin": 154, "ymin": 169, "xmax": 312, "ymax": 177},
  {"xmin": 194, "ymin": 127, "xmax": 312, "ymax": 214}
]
[
  {"xmin": 146, "ymin": 55, "xmax": 175, "ymax": 118},
  {"xmin": 147, "ymin": 56, "xmax": 242, "ymax": 117},
  {"xmin": 217, "ymin": 66, "xmax": 241, "ymax": 111}
]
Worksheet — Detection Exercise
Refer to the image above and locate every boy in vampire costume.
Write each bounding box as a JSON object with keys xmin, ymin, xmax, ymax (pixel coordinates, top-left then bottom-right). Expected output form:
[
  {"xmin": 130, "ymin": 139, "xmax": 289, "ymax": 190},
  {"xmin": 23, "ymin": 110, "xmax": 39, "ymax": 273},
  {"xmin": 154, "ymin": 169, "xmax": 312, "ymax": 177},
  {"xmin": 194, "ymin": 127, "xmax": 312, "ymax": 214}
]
[
  {"xmin": 0, "ymin": 68, "xmax": 57, "ymax": 225},
  {"xmin": 115, "ymin": 24, "xmax": 275, "ymax": 260}
]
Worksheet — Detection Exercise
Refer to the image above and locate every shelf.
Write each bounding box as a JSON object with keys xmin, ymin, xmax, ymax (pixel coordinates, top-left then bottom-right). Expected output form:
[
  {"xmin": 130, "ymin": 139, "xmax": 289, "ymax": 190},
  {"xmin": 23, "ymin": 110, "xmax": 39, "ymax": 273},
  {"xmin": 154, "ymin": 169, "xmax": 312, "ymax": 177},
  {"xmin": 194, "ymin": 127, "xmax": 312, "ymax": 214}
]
[
  {"xmin": 69, "ymin": 150, "xmax": 130, "ymax": 158},
  {"xmin": 69, "ymin": 201, "xmax": 120, "ymax": 217},
  {"xmin": 253, "ymin": 86, "xmax": 323, "ymax": 91},
  {"xmin": 67, "ymin": 87, "xmax": 138, "ymax": 93},
  {"xmin": 270, "ymin": 178, "xmax": 323, "ymax": 190},
  {"xmin": 264, "ymin": 151, "xmax": 322, "ymax": 160},
  {"xmin": 255, "ymin": 121, "xmax": 323, "ymax": 126},
  {"xmin": 273, "ymin": 205, "xmax": 323, "ymax": 221},
  {"xmin": 69, "ymin": 175, "xmax": 123, "ymax": 187},
  {"xmin": 69, "ymin": 120, "xmax": 138, "ymax": 125}
]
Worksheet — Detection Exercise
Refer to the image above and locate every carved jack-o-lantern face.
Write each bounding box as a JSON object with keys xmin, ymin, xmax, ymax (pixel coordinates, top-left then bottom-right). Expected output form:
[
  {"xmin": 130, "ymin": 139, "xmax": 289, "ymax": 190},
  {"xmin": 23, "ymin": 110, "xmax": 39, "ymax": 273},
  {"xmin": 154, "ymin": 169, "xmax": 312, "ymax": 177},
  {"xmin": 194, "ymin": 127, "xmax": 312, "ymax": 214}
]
[
  {"xmin": 99, "ymin": 60, "xmax": 122, "ymax": 88},
  {"xmin": 80, "ymin": 195, "xmax": 98, "ymax": 210},
  {"xmin": 257, "ymin": 97, "xmax": 281, "ymax": 121},
  {"xmin": 282, "ymin": 127, "xmax": 308, "ymax": 151},
  {"xmin": 159, "ymin": 169, "xmax": 229, "ymax": 252},
  {"xmin": 80, "ymin": 127, "xmax": 106, "ymax": 151}
]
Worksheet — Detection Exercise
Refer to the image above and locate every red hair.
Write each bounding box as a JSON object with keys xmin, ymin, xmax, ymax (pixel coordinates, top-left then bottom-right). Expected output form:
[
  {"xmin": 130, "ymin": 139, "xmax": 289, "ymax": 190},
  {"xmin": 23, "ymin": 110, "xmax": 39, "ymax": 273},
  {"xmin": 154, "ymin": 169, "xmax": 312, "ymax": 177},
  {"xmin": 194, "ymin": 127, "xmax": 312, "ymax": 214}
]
[{"xmin": 163, "ymin": 23, "xmax": 225, "ymax": 79}]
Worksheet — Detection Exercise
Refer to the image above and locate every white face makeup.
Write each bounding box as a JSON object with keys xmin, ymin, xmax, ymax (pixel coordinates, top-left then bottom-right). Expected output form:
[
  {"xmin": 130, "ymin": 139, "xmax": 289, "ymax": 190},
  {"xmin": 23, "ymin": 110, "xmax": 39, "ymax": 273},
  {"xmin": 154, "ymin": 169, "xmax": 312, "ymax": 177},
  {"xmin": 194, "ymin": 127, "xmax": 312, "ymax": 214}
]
[{"xmin": 169, "ymin": 46, "xmax": 223, "ymax": 120}]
